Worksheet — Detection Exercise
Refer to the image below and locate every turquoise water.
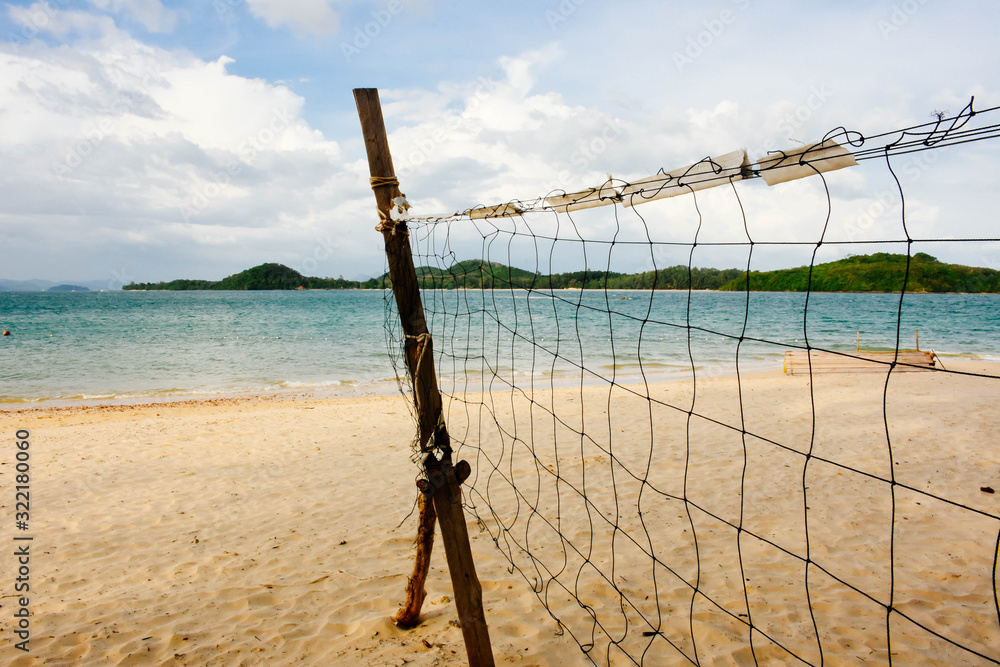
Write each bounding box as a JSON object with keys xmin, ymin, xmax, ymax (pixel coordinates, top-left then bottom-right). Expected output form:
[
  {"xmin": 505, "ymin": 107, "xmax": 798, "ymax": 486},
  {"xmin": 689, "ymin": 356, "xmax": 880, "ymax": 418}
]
[
  {"xmin": 1, "ymin": 290, "xmax": 999, "ymax": 406},
  {"xmin": 0, "ymin": 290, "xmax": 393, "ymax": 405},
  {"xmin": 424, "ymin": 289, "xmax": 1000, "ymax": 392}
]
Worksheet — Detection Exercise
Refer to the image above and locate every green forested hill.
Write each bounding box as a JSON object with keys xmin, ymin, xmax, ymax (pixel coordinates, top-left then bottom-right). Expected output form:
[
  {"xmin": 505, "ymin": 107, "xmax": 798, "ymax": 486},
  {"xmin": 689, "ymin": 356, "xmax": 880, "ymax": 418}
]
[
  {"xmin": 122, "ymin": 254, "xmax": 1000, "ymax": 293},
  {"xmin": 413, "ymin": 260, "xmax": 742, "ymax": 290},
  {"xmin": 124, "ymin": 263, "xmax": 378, "ymax": 290},
  {"xmin": 718, "ymin": 253, "xmax": 1000, "ymax": 293},
  {"xmin": 124, "ymin": 260, "xmax": 742, "ymax": 291},
  {"xmin": 212, "ymin": 263, "xmax": 360, "ymax": 290}
]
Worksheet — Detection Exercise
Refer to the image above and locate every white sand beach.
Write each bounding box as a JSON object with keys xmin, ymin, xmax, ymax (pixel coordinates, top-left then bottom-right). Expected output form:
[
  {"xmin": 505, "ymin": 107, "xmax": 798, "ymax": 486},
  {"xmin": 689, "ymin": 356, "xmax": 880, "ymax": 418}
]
[{"xmin": 1, "ymin": 362, "xmax": 998, "ymax": 665}]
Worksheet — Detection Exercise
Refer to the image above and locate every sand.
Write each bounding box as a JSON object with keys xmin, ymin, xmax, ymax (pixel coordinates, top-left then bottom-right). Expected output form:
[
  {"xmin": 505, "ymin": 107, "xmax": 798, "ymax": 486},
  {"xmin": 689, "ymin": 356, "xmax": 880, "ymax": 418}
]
[{"xmin": 1, "ymin": 362, "xmax": 998, "ymax": 665}]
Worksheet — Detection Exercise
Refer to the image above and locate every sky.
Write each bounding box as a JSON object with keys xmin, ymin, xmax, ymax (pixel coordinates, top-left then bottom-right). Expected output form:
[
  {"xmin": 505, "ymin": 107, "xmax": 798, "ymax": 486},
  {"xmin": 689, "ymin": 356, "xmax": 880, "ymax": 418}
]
[{"xmin": 0, "ymin": 0, "xmax": 998, "ymax": 287}]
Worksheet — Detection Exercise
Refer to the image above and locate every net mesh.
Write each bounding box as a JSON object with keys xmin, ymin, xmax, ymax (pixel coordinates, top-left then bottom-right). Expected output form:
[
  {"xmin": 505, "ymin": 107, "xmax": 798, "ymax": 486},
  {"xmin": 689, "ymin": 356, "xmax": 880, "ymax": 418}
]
[{"xmin": 385, "ymin": 100, "xmax": 1000, "ymax": 665}]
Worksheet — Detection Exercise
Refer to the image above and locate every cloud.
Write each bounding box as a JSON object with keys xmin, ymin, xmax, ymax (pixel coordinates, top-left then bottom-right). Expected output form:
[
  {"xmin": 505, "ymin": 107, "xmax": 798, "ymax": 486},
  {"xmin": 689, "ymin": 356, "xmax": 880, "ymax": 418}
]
[
  {"xmin": 383, "ymin": 45, "xmax": 630, "ymax": 209},
  {"xmin": 86, "ymin": 0, "xmax": 178, "ymax": 33},
  {"xmin": 0, "ymin": 8, "xmax": 363, "ymax": 284},
  {"xmin": 8, "ymin": 1, "xmax": 122, "ymax": 41},
  {"xmin": 244, "ymin": 0, "xmax": 340, "ymax": 37}
]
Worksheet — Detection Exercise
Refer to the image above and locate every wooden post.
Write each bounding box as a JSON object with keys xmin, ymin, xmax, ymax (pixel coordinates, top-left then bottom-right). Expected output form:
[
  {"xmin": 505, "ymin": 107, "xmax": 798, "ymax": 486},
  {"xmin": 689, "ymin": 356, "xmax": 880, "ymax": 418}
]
[
  {"xmin": 354, "ymin": 88, "xmax": 496, "ymax": 667},
  {"xmin": 353, "ymin": 88, "xmax": 441, "ymax": 452}
]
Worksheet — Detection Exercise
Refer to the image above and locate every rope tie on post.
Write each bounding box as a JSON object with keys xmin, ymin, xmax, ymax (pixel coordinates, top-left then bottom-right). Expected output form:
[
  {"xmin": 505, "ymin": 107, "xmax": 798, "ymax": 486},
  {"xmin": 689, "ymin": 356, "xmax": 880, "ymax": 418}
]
[
  {"xmin": 370, "ymin": 176, "xmax": 411, "ymax": 235},
  {"xmin": 369, "ymin": 175, "xmax": 399, "ymax": 190}
]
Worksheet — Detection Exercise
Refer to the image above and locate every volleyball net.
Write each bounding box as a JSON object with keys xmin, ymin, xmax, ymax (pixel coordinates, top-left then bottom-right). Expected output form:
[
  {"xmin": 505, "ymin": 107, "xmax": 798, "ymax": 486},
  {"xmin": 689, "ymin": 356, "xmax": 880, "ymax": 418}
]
[{"xmin": 385, "ymin": 98, "xmax": 1000, "ymax": 665}]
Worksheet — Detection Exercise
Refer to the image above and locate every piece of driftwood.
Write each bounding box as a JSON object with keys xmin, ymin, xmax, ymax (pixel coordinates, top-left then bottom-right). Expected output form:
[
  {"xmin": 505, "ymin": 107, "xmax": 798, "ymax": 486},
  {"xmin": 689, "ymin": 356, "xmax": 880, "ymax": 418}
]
[
  {"xmin": 393, "ymin": 461, "xmax": 471, "ymax": 628},
  {"xmin": 784, "ymin": 349, "xmax": 936, "ymax": 375},
  {"xmin": 392, "ymin": 487, "xmax": 436, "ymax": 628}
]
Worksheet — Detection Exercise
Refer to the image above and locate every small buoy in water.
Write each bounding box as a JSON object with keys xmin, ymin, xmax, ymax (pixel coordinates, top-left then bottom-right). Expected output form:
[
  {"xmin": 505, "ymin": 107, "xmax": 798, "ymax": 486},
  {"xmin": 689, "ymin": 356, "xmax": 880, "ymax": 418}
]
[{"xmin": 2, "ymin": 330, "xmax": 9, "ymax": 336}]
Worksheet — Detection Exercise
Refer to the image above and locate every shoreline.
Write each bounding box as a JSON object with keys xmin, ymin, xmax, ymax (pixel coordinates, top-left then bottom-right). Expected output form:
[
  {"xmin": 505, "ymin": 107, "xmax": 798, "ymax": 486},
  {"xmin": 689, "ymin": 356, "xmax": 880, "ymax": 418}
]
[
  {"xmin": 0, "ymin": 364, "xmax": 777, "ymax": 412},
  {"xmin": 3, "ymin": 354, "xmax": 997, "ymax": 413},
  {"xmin": 0, "ymin": 379, "xmax": 409, "ymax": 412}
]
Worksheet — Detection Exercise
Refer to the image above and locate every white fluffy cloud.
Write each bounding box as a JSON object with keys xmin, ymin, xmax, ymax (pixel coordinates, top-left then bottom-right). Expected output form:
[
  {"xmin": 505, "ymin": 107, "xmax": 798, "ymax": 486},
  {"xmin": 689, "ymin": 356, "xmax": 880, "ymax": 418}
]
[
  {"xmin": 244, "ymin": 0, "xmax": 340, "ymax": 37},
  {"xmin": 0, "ymin": 7, "xmax": 367, "ymax": 285}
]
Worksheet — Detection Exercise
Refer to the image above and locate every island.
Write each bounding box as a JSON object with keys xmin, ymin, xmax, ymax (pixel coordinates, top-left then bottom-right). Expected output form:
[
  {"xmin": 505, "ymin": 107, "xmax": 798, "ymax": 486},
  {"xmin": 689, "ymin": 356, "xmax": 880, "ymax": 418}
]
[
  {"xmin": 46, "ymin": 284, "xmax": 90, "ymax": 292},
  {"xmin": 123, "ymin": 254, "xmax": 1000, "ymax": 293},
  {"xmin": 124, "ymin": 263, "xmax": 382, "ymax": 291},
  {"xmin": 717, "ymin": 253, "xmax": 1000, "ymax": 293}
]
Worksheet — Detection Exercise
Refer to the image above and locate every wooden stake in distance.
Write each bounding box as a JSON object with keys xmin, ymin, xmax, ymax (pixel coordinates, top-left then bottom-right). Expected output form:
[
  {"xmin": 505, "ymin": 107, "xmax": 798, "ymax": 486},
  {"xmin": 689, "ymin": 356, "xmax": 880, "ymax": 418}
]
[{"xmin": 354, "ymin": 87, "xmax": 495, "ymax": 667}]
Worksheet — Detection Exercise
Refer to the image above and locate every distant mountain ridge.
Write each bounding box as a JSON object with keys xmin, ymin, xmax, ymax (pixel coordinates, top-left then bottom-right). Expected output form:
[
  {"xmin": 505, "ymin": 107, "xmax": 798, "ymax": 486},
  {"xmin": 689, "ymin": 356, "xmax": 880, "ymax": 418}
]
[
  {"xmin": 119, "ymin": 254, "xmax": 1000, "ymax": 293},
  {"xmin": 122, "ymin": 260, "xmax": 743, "ymax": 291}
]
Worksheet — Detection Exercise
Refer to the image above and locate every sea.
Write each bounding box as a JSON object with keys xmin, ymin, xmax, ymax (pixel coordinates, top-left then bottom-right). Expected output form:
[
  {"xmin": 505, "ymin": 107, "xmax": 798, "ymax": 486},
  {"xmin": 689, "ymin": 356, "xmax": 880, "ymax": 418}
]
[{"xmin": 1, "ymin": 289, "xmax": 999, "ymax": 407}]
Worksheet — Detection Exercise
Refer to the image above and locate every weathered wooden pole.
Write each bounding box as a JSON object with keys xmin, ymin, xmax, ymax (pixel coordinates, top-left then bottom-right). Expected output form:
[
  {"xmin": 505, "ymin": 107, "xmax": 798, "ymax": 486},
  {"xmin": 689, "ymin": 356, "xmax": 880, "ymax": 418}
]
[{"xmin": 354, "ymin": 87, "xmax": 495, "ymax": 667}]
